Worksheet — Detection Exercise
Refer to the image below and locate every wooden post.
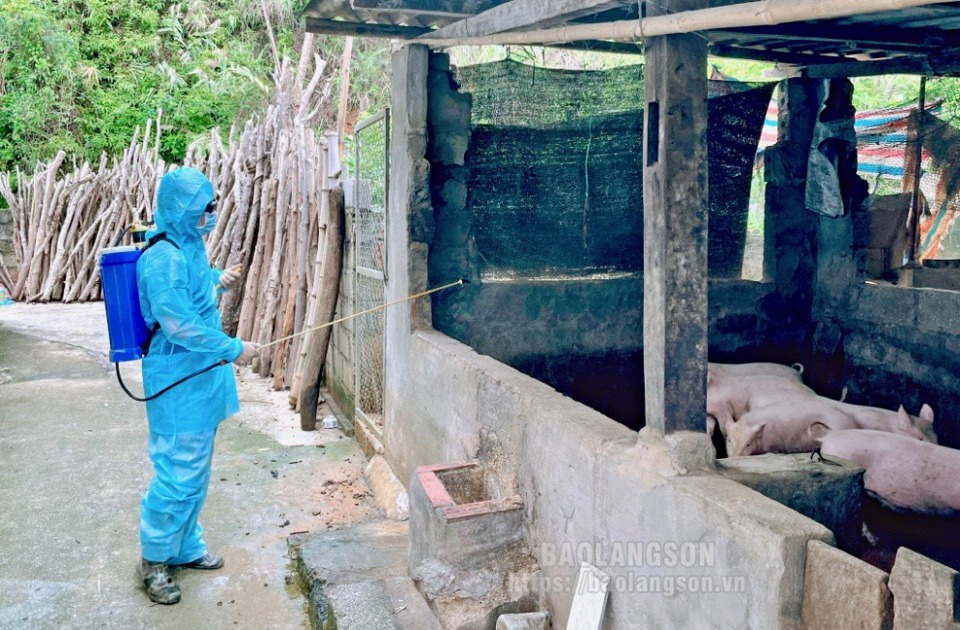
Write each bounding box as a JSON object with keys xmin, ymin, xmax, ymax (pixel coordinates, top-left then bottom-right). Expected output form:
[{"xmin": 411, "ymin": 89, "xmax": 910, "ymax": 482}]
[
  {"xmin": 642, "ymin": 1, "xmax": 710, "ymax": 435},
  {"xmin": 904, "ymin": 75, "xmax": 927, "ymax": 279},
  {"xmin": 336, "ymin": 37, "xmax": 354, "ymax": 156},
  {"xmin": 300, "ymin": 187, "xmax": 345, "ymax": 430}
]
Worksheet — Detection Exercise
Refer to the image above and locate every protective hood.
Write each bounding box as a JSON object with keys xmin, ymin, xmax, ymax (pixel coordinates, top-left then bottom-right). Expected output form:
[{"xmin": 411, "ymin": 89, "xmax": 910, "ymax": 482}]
[{"xmin": 154, "ymin": 168, "xmax": 215, "ymax": 245}]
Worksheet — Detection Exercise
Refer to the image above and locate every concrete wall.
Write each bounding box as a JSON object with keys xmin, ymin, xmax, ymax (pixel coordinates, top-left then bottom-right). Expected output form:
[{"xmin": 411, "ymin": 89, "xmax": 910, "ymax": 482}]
[
  {"xmin": 401, "ymin": 330, "xmax": 833, "ymax": 629},
  {"xmin": 813, "ymin": 282, "xmax": 960, "ymax": 448},
  {"xmin": 752, "ymin": 77, "xmax": 960, "ymax": 449},
  {"xmin": 810, "ymin": 207, "xmax": 960, "ymax": 449},
  {"xmin": 385, "ymin": 45, "xmax": 835, "ymax": 630},
  {"xmin": 425, "ymin": 52, "xmax": 781, "ymax": 430}
]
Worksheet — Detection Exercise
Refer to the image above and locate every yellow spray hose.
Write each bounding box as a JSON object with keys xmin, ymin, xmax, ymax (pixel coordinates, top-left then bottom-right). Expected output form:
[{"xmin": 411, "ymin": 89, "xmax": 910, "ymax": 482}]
[{"xmin": 256, "ymin": 278, "xmax": 467, "ymax": 351}]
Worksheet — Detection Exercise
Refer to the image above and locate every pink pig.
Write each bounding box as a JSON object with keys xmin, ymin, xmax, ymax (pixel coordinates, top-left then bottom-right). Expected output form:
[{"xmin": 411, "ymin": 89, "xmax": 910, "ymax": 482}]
[
  {"xmin": 827, "ymin": 401, "xmax": 936, "ymax": 443},
  {"xmin": 725, "ymin": 400, "xmax": 859, "ymax": 456},
  {"xmin": 725, "ymin": 401, "xmax": 935, "ymax": 457},
  {"xmin": 819, "ymin": 428, "xmax": 960, "ymax": 515},
  {"xmin": 706, "ymin": 362, "xmax": 809, "ymax": 436},
  {"xmin": 708, "ymin": 362, "xmax": 804, "ymax": 381}
]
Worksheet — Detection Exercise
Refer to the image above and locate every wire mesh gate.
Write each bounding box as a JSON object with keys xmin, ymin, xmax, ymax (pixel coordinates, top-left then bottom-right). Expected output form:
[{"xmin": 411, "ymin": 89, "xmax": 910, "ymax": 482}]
[{"xmin": 353, "ymin": 108, "xmax": 389, "ymax": 437}]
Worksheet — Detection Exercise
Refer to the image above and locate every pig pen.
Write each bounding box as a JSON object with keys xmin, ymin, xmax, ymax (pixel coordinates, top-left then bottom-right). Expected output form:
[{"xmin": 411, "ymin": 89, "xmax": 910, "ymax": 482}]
[
  {"xmin": 428, "ymin": 59, "xmax": 777, "ymax": 432},
  {"xmin": 375, "ymin": 47, "xmax": 960, "ymax": 627}
]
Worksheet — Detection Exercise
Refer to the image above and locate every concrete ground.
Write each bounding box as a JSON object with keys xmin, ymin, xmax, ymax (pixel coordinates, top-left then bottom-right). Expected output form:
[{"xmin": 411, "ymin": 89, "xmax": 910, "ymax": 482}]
[{"xmin": 0, "ymin": 303, "xmax": 379, "ymax": 629}]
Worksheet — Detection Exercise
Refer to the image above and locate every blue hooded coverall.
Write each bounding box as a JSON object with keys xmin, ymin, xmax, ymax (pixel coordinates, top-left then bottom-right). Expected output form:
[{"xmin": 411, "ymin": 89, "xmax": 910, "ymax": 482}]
[{"xmin": 136, "ymin": 167, "xmax": 244, "ymax": 565}]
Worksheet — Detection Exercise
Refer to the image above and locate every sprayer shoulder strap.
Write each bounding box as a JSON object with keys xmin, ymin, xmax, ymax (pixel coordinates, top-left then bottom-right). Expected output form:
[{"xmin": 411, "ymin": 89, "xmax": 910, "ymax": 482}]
[
  {"xmin": 140, "ymin": 232, "xmax": 181, "ymax": 356},
  {"xmin": 143, "ymin": 232, "xmax": 181, "ymax": 252}
]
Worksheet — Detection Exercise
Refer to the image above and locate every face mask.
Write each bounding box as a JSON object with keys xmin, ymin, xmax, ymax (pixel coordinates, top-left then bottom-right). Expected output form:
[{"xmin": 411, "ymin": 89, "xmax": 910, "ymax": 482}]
[{"xmin": 198, "ymin": 210, "xmax": 217, "ymax": 236}]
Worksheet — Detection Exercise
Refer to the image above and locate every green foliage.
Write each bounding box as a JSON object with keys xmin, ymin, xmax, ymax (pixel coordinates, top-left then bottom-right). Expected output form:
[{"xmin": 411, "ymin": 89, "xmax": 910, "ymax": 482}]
[{"xmin": 0, "ymin": 0, "xmax": 305, "ymax": 172}]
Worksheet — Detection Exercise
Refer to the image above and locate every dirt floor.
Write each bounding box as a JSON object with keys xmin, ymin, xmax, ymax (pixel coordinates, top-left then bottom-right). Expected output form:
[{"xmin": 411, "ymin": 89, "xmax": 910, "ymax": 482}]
[{"xmin": 0, "ymin": 303, "xmax": 379, "ymax": 629}]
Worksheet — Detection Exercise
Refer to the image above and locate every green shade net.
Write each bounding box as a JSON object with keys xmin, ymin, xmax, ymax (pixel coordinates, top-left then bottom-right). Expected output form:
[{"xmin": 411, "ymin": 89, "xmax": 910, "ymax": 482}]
[{"xmin": 452, "ymin": 59, "xmax": 774, "ymax": 277}]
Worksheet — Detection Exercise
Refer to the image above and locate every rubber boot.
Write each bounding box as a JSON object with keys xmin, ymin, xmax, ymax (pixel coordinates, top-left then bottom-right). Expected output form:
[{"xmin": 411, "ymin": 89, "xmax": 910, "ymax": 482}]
[
  {"xmin": 173, "ymin": 553, "xmax": 224, "ymax": 570},
  {"xmin": 136, "ymin": 559, "xmax": 181, "ymax": 605}
]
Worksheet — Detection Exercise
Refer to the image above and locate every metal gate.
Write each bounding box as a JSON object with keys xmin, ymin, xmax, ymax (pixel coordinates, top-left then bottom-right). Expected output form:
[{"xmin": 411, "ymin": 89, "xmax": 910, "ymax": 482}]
[{"xmin": 353, "ymin": 108, "xmax": 389, "ymax": 438}]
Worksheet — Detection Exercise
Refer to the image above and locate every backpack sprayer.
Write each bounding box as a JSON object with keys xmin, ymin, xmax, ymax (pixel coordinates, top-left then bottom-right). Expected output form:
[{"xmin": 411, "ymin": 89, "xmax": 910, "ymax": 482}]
[{"xmin": 98, "ymin": 230, "xmax": 467, "ymax": 402}]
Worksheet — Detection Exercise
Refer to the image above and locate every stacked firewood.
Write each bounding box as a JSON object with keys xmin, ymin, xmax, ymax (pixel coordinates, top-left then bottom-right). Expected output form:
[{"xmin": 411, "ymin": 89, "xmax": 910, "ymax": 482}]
[
  {"xmin": 191, "ymin": 50, "xmax": 343, "ymax": 401},
  {"xmin": 0, "ymin": 36, "xmax": 345, "ymax": 405},
  {"xmin": 0, "ymin": 118, "xmax": 166, "ymax": 302}
]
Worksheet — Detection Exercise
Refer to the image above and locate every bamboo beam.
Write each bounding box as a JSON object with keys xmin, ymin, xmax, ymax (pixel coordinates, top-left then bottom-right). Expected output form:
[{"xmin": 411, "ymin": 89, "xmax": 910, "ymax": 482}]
[{"xmin": 416, "ymin": 0, "xmax": 959, "ymax": 48}]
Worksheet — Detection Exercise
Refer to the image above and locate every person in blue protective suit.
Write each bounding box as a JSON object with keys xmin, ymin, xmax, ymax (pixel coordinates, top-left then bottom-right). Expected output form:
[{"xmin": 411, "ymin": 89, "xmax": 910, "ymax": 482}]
[{"xmin": 134, "ymin": 167, "xmax": 257, "ymax": 605}]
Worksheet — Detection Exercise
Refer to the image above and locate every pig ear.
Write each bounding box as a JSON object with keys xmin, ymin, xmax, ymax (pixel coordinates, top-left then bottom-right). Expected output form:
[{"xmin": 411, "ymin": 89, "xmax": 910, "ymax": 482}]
[
  {"xmin": 896, "ymin": 405, "xmax": 913, "ymax": 428},
  {"xmin": 808, "ymin": 421, "xmax": 831, "ymax": 440},
  {"xmin": 706, "ymin": 414, "xmax": 717, "ymax": 436},
  {"xmin": 920, "ymin": 404, "xmax": 934, "ymax": 422},
  {"xmin": 750, "ymin": 422, "xmax": 765, "ymax": 439}
]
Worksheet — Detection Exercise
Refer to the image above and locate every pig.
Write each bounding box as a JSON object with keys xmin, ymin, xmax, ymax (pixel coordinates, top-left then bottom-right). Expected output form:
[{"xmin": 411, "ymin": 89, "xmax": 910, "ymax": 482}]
[
  {"xmin": 726, "ymin": 400, "xmax": 936, "ymax": 457},
  {"xmin": 725, "ymin": 400, "xmax": 859, "ymax": 457},
  {"xmin": 825, "ymin": 401, "xmax": 936, "ymax": 443},
  {"xmin": 818, "ymin": 428, "xmax": 960, "ymax": 515},
  {"xmin": 707, "ymin": 373, "xmax": 816, "ymax": 437},
  {"xmin": 708, "ymin": 362, "xmax": 804, "ymax": 382}
]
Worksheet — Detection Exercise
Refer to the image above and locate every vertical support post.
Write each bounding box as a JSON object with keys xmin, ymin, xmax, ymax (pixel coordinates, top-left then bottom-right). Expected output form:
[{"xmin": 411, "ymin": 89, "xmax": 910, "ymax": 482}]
[
  {"xmin": 762, "ymin": 79, "xmax": 820, "ymax": 362},
  {"xmin": 383, "ymin": 44, "xmax": 431, "ymax": 464},
  {"xmin": 642, "ymin": 4, "xmax": 709, "ymax": 436},
  {"xmin": 906, "ymin": 75, "xmax": 927, "ymax": 268}
]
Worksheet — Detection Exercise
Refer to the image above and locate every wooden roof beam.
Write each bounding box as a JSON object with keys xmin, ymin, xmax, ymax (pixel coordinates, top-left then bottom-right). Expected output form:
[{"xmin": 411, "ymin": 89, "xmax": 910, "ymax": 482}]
[
  {"xmin": 708, "ymin": 42, "xmax": 852, "ymax": 66},
  {"xmin": 713, "ymin": 23, "xmax": 952, "ymax": 51},
  {"xmin": 305, "ymin": 17, "xmax": 431, "ymax": 37},
  {"xmin": 351, "ymin": 0, "xmax": 505, "ymax": 18},
  {"xmin": 804, "ymin": 52, "xmax": 960, "ymax": 77},
  {"xmin": 417, "ymin": 0, "xmax": 626, "ymax": 41},
  {"xmin": 416, "ymin": 0, "xmax": 959, "ymax": 49}
]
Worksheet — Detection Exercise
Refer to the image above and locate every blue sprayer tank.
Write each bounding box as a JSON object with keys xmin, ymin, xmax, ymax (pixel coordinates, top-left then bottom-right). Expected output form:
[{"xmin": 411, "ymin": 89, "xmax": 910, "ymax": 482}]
[{"xmin": 99, "ymin": 245, "xmax": 148, "ymax": 362}]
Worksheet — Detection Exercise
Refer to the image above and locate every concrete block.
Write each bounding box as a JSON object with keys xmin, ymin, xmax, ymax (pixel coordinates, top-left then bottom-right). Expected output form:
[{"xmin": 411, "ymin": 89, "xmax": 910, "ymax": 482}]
[
  {"xmin": 290, "ymin": 520, "xmax": 423, "ymax": 629},
  {"xmin": 409, "ymin": 459, "xmax": 537, "ymax": 629},
  {"xmin": 409, "ymin": 461, "xmax": 526, "ymax": 575},
  {"xmin": 913, "ymin": 268, "xmax": 960, "ymax": 292},
  {"xmin": 856, "ymin": 285, "xmax": 917, "ymax": 328},
  {"xmin": 888, "ymin": 547, "xmax": 960, "ymax": 629},
  {"xmin": 718, "ymin": 453, "xmax": 863, "ymax": 554},
  {"xmin": 917, "ymin": 289, "xmax": 960, "ymax": 335},
  {"xmin": 496, "ymin": 612, "xmax": 548, "ymax": 630},
  {"xmin": 800, "ymin": 540, "xmax": 892, "ymax": 630},
  {"xmin": 355, "ymin": 415, "xmax": 385, "ymax": 458},
  {"xmin": 365, "ymin": 454, "xmax": 409, "ymax": 520}
]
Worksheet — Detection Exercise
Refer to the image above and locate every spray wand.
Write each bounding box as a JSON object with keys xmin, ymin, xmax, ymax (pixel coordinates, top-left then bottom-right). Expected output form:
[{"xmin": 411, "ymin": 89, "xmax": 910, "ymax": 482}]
[
  {"xmin": 256, "ymin": 279, "xmax": 466, "ymax": 352},
  {"xmin": 116, "ymin": 279, "xmax": 467, "ymax": 402}
]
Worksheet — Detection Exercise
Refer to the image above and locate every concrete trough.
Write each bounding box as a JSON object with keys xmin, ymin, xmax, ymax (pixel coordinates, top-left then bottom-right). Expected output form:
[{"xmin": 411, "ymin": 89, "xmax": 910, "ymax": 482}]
[
  {"xmin": 410, "ymin": 460, "xmax": 539, "ymax": 629},
  {"xmin": 411, "ymin": 460, "xmax": 526, "ymax": 570}
]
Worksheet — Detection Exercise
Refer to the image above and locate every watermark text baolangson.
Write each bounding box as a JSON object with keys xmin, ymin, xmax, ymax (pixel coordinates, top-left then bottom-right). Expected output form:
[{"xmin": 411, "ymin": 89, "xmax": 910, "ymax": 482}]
[{"xmin": 539, "ymin": 541, "xmax": 716, "ymax": 569}]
